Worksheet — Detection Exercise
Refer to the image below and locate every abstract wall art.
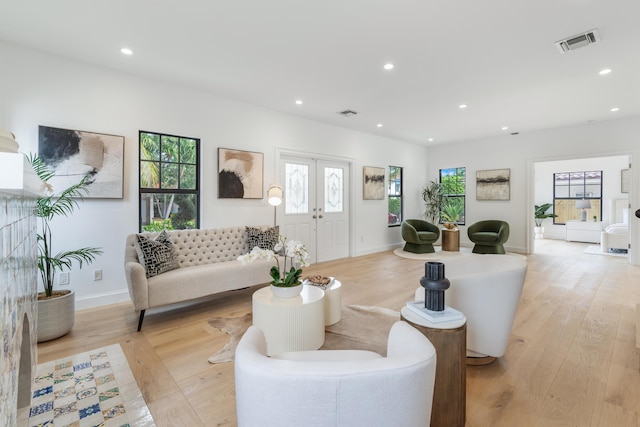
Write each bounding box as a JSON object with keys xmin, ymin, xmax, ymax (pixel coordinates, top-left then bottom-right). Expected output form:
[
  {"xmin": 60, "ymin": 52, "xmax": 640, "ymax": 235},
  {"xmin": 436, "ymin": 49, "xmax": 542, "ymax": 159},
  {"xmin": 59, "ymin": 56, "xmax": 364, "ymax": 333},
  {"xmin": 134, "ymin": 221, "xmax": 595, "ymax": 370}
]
[
  {"xmin": 363, "ymin": 166, "xmax": 385, "ymax": 200},
  {"xmin": 38, "ymin": 125, "xmax": 124, "ymax": 199},
  {"xmin": 218, "ymin": 148, "xmax": 264, "ymax": 199},
  {"xmin": 476, "ymin": 168, "xmax": 510, "ymax": 201}
]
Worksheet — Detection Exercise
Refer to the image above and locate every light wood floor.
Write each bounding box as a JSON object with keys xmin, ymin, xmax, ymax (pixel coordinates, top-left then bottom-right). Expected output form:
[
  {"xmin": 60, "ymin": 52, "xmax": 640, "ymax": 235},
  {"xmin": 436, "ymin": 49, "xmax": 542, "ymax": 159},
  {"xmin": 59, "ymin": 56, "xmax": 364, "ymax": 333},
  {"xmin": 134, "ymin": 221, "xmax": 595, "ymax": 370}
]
[{"xmin": 37, "ymin": 240, "xmax": 640, "ymax": 426}]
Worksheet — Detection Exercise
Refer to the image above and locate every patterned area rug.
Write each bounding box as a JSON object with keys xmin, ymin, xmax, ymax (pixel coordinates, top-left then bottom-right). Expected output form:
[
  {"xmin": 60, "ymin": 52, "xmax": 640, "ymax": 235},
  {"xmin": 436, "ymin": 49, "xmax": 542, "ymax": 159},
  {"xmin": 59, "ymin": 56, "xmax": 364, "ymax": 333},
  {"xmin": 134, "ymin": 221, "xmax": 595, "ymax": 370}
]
[
  {"xmin": 21, "ymin": 344, "xmax": 155, "ymax": 427},
  {"xmin": 207, "ymin": 305, "xmax": 400, "ymax": 363}
]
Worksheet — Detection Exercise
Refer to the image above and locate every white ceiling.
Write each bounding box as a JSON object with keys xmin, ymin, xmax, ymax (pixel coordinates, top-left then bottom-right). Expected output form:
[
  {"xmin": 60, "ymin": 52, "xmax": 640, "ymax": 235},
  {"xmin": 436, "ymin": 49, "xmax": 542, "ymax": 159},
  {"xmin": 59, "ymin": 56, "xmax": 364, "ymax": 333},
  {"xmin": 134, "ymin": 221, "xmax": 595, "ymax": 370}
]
[{"xmin": 2, "ymin": 0, "xmax": 639, "ymax": 145}]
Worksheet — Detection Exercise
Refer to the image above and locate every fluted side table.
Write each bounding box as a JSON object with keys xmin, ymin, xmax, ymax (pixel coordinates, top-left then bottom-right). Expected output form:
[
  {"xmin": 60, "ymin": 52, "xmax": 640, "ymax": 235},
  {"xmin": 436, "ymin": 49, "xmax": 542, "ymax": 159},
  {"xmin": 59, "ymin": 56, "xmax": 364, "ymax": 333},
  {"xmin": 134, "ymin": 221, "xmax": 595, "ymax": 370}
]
[{"xmin": 252, "ymin": 284, "xmax": 325, "ymax": 356}]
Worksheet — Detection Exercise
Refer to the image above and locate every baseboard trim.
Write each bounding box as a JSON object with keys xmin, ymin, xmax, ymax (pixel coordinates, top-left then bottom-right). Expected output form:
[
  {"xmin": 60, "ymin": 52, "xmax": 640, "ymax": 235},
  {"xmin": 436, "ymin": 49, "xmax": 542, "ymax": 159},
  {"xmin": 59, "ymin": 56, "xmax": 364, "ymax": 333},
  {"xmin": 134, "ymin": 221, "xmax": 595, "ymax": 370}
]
[{"xmin": 76, "ymin": 290, "xmax": 130, "ymax": 310}]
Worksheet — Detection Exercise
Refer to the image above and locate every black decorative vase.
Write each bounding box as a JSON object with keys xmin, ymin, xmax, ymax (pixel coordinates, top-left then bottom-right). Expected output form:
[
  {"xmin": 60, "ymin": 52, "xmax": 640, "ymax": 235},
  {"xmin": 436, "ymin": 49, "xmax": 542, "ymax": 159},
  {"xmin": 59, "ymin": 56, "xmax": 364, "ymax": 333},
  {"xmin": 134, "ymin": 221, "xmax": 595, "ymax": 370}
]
[{"xmin": 420, "ymin": 261, "xmax": 450, "ymax": 311}]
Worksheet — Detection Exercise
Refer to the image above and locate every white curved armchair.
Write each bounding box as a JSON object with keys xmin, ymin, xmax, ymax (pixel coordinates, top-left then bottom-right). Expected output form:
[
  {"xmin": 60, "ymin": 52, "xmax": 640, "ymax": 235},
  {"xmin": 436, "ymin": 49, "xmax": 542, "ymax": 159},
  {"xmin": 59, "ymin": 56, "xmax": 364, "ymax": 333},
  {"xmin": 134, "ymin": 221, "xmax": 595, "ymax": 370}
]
[
  {"xmin": 235, "ymin": 321, "xmax": 437, "ymax": 427},
  {"xmin": 415, "ymin": 254, "xmax": 527, "ymax": 361}
]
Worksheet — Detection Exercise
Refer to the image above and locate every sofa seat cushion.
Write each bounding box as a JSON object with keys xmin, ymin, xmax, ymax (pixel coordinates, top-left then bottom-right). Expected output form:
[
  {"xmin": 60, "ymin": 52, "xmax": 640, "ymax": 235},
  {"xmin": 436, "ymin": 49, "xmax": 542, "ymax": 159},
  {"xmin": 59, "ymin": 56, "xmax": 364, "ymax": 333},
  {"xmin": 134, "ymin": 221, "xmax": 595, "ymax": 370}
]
[
  {"xmin": 469, "ymin": 231, "xmax": 500, "ymax": 243},
  {"xmin": 417, "ymin": 231, "xmax": 438, "ymax": 242},
  {"xmin": 147, "ymin": 258, "xmax": 277, "ymax": 308}
]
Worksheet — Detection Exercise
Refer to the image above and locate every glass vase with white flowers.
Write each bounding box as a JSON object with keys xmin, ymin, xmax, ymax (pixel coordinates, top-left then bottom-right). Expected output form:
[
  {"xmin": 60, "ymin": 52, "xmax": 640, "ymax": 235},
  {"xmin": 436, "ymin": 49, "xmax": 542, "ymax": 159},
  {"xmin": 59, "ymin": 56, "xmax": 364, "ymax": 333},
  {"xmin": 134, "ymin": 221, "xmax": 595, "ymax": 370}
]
[{"xmin": 238, "ymin": 235, "xmax": 310, "ymax": 291}]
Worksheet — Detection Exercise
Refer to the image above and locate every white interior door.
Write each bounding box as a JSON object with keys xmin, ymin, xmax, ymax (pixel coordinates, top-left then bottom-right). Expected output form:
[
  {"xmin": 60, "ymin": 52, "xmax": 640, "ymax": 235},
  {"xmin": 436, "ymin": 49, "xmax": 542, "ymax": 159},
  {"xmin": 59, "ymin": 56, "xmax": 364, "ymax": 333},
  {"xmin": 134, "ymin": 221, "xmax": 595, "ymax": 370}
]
[{"xmin": 279, "ymin": 154, "xmax": 350, "ymax": 263}]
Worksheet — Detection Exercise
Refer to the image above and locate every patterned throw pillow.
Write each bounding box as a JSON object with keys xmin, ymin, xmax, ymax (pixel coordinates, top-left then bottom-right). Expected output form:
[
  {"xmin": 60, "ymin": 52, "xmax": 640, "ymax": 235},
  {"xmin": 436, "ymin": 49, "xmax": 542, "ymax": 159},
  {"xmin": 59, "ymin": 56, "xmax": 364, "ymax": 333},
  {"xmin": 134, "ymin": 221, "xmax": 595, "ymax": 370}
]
[
  {"xmin": 246, "ymin": 226, "xmax": 279, "ymax": 251},
  {"xmin": 134, "ymin": 230, "xmax": 179, "ymax": 278}
]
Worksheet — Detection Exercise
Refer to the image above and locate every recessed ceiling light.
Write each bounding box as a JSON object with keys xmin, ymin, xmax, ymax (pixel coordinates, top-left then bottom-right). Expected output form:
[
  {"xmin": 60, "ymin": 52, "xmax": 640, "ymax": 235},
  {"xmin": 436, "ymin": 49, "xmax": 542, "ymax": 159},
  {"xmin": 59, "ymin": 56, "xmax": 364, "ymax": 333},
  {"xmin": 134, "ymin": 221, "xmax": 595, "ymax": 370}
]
[
  {"xmin": 428, "ymin": 138, "xmax": 434, "ymax": 142},
  {"xmin": 610, "ymin": 107, "xmax": 620, "ymax": 112},
  {"xmin": 458, "ymin": 104, "xmax": 468, "ymax": 109},
  {"xmin": 376, "ymin": 123, "xmax": 383, "ymax": 128},
  {"xmin": 295, "ymin": 100, "xmax": 303, "ymax": 105},
  {"xmin": 383, "ymin": 63, "xmax": 394, "ymax": 70},
  {"xmin": 599, "ymin": 68, "xmax": 612, "ymax": 75},
  {"xmin": 501, "ymin": 126, "xmax": 509, "ymax": 131},
  {"xmin": 120, "ymin": 48, "xmax": 133, "ymax": 55}
]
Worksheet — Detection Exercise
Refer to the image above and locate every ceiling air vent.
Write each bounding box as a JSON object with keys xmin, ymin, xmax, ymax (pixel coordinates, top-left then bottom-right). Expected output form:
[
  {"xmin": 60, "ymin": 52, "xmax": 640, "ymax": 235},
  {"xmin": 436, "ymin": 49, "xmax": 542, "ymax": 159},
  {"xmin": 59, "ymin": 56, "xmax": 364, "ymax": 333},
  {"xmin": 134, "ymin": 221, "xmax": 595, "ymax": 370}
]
[
  {"xmin": 555, "ymin": 29, "xmax": 600, "ymax": 53},
  {"xmin": 337, "ymin": 109, "xmax": 358, "ymax": 117}
]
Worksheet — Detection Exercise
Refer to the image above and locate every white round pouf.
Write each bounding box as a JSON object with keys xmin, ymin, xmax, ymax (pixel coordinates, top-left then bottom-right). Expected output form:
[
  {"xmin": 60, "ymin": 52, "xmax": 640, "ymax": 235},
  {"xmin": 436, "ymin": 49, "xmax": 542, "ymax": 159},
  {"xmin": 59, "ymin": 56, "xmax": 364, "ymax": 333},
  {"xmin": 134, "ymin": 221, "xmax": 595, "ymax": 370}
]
[{"xmin": 252, "ymin": 285, "xmax": 325, "ymax": 356}]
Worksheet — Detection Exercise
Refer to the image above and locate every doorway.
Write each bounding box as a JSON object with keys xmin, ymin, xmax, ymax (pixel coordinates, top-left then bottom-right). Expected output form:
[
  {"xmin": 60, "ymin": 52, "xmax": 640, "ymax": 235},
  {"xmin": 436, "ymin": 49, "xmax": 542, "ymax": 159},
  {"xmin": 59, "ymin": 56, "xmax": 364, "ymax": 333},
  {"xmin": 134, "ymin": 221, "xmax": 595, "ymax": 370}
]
[
  {"xmin": 277, "ymin": 153, "xmax": 351, "ymax": 263},
  {"xmin": 531, "ymin": 154, "xmax": 632, "ymax": 260}
]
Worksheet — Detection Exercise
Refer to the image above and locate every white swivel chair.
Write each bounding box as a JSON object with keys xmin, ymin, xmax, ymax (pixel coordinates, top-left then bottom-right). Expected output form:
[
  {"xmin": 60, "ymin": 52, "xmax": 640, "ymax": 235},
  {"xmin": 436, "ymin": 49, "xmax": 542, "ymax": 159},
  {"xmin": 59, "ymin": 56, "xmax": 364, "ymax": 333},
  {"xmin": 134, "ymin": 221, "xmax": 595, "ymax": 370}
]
[
  {"xmin": 415, "ymin": 254, "xmax": 527, "ymax": 364},
  {"xmin": 235, "ymin": 321, "xmax": 437, "ymax": 427}
]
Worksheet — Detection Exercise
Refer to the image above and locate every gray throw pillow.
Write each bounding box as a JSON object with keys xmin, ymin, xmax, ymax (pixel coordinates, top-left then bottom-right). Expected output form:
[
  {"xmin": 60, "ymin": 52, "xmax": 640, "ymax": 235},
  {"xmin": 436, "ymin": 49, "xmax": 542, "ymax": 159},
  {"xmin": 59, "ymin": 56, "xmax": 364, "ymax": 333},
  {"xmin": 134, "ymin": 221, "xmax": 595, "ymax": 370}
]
[
  {"xmin": 134, "ymin": 230, "xmax": 179, "ymax": 278},
  {"xmin": 246, "ymin": 226, "xmax": 279, "ymax": 251}
]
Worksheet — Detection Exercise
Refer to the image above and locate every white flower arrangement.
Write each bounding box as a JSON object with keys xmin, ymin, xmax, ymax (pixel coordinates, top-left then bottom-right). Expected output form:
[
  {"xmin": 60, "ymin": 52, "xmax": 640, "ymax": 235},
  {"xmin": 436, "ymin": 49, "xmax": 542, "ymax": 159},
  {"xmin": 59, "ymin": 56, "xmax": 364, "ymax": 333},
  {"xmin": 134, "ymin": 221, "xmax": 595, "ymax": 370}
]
[{"xmin": 238, "ymin": 235, "xmax": 310, "ymax": 287}]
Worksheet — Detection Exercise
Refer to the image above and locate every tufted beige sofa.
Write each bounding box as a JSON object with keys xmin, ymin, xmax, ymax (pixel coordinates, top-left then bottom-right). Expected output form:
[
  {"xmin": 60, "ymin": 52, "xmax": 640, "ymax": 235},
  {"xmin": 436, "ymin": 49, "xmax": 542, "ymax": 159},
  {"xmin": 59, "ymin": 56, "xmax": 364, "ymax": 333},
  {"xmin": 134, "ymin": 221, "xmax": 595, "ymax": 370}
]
[{"xmin": 124, "ymin": 226, "xmax": 278, "ymax": 331}]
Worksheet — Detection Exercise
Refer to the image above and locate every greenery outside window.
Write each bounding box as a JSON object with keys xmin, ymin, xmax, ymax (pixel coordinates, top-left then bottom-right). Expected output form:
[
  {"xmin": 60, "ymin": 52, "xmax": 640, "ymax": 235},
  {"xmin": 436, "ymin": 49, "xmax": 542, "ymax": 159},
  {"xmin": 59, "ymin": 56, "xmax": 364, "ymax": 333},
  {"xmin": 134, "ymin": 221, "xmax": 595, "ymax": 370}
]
[
  {"xmin": 388, "ymin": 166, "xmax": 402, "ymax": 226},
  {"xmin": 553, "ymin": 170, "xmax": 602, "ymax": 224},
  {"xmin": 139, "ymin": 131, "xmax": 200, "ymax": 231},
  {"xmin": 439, "ymin": 167, "xmax": 466, "ymax": 225}
]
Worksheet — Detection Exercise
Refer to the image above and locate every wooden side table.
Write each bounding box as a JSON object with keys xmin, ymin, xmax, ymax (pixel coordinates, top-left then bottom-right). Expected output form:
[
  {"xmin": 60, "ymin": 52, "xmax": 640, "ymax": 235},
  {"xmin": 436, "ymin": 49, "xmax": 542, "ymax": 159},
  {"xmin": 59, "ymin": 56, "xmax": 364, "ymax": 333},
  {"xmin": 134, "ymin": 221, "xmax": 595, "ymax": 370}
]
[
  {"xmin": 401, "ymin": 306, "xmax": 466, "ymax": 427},
  {"xmin": 442, "ymin": 228, "xmax": 460, "ymax": 252},
  {"xmin": 252, "ymin": 285, "xmax": 325, "ymax": 356}
]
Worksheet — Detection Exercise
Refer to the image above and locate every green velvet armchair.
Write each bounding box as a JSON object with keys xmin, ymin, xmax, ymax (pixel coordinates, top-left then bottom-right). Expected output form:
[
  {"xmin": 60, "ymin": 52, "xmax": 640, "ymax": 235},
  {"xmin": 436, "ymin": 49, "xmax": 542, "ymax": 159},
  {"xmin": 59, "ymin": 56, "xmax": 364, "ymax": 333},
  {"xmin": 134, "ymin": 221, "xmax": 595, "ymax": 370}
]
[
  {"xmin": 401, "ymin": 219, "xmax": 440, "ymax": 254},
  {"xmin": 467, "ymin": 220, "xmax": 510, "ymax": 254}
]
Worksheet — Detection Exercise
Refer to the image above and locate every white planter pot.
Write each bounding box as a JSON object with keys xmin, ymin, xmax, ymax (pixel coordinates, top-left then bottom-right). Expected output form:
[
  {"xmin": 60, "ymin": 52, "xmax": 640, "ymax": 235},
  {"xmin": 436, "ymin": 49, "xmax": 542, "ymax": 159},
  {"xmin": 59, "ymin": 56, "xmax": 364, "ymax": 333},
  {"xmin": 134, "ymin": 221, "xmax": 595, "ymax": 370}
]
[
  {"xmin": 270, "ymin": 284, "xmax": 303, "ymax": 298},
  {"xmin": 37, "ymin": 290, "xmax": 75, "ymax": 342},
  {"xmin": 534, "ymin": 226, "xmax": 544, "ymax": 239}
]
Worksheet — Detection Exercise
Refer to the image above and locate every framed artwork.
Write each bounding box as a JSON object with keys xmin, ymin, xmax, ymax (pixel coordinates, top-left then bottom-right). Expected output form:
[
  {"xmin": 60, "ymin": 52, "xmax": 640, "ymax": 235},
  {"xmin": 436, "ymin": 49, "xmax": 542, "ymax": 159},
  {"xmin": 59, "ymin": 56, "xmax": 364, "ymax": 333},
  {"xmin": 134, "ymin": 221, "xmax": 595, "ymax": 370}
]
[
  {"xmin": 476, "ymin": 168, "xmax": 510, "ymax": 201},
  {"xmin": 621, "ymin": 169, "xmax": 630, "ymax": 193},
  {"xmin": 363, "ymin": 166, "xmax": 385, "ymax": 200},
  {"xmin": 218, "ymin": 147, "xmax": 264, "ymax": 198},
  {"xmin": 38, "ymin": 125, "xmax": 124, "ymax": 199}
]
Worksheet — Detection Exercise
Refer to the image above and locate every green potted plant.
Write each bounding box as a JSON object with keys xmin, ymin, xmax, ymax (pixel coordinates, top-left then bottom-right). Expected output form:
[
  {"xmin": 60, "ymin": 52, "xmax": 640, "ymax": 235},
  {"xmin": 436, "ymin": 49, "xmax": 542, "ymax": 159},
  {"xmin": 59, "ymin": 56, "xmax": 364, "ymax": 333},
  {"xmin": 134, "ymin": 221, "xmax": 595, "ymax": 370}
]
[
  {"xmin": 534, "ymin": 203, "xmax": 557, "ymax": 239},
  {"xmin": 28, "ymin": 154, "xmax": 102, "ymax": 341},
  {"xmin": 441, "ymin": 198, "xmax": 464, "ymax": 229},
  {"xmin": 237, "ymin": 235, "xmax": 310, "ymax": 298},
  {"xmin": 421, "ymin": 181, "xmax": 443, "ymax": 224}
]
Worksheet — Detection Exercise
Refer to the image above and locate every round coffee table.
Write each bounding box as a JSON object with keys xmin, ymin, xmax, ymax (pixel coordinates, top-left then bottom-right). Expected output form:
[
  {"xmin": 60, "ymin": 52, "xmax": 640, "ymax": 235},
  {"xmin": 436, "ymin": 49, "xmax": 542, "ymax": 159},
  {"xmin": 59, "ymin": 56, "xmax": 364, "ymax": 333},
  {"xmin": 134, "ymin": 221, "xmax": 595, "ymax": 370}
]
[{"xmin": 252, "ymin": 284, "xmax": 325, "ymax": 356}]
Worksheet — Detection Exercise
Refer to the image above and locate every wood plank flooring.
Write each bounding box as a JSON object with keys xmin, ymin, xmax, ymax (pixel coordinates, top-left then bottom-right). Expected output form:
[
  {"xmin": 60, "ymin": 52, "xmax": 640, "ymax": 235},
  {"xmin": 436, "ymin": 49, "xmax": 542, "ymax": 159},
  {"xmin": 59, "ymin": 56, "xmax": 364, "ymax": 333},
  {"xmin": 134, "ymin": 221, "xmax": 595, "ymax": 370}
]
[{"xmin": 36, "ymin": 240, "xmax": 640, "ymax": 426}]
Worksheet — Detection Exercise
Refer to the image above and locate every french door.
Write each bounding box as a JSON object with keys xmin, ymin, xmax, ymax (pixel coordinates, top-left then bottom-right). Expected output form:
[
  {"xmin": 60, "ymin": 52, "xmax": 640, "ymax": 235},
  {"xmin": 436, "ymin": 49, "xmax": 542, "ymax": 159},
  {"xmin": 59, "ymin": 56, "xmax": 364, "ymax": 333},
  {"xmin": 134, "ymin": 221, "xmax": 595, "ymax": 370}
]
[{"xmin": 278, "ymin": 154, "xmax": 350, "ymax": 263}]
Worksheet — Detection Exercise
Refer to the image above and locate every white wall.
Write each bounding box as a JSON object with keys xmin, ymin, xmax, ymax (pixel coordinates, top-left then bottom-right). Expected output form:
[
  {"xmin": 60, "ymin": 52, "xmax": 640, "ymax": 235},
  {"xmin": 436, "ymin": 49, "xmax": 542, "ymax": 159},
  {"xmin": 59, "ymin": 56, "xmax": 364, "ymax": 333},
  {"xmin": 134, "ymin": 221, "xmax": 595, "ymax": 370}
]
[
  {"xmin": 0, "ymin": 42, "xmax": 428, "ymax": 309},
  {"xmin": 426, "ymin": 118, "xmax": 639, "ymax": 264},
  {"xmin": 534, "ymin": 156, "xmax": 629, "ymax": 240}
]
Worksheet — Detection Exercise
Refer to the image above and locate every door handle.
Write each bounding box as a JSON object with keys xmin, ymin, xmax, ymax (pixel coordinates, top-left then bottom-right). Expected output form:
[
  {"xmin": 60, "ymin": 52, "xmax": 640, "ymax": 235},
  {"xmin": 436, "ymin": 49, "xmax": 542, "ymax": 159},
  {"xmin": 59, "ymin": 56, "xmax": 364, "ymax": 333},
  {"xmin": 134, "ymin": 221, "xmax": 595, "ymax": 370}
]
[
  {"xmin": 318, "ymin": 215, "xmax": 323, "ymax": 219},
  {"xmin": 312, "ymin": 215, "xmax": 324, "ymax": 219}
]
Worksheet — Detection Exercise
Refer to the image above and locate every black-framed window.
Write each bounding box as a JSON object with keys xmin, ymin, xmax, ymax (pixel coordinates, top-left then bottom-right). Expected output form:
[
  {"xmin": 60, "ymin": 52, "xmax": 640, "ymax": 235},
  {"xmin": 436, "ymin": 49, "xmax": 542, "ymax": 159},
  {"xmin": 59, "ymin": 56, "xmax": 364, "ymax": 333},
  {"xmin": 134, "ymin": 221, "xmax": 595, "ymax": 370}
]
[
  {"xmin": 439, "ymin": 167, "xmax": 466, "ymax": 225},
  {"xmin": 388, "ymin": 166, "xmax": 402, "ymax": 226},
  {"xmin": 553, "ymin": 170, "xmax": 602, "ymax": 224},
  {"xmin": 139, "ymin": 130, "xmax": 200, "ymax": 232}
]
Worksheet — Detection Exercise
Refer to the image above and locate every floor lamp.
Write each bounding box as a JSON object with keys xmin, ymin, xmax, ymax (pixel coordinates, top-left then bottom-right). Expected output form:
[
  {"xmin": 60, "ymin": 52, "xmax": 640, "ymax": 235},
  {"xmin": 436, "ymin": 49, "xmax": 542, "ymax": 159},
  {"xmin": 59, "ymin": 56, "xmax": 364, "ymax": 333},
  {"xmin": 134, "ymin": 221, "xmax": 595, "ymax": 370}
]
[
  {"xmin": 576, "ymin": 199, "xmax": 591, "ymax": 221},
  {"xmin": 267, "ymin": 184, "xmax": 283, "ymax": 227}
]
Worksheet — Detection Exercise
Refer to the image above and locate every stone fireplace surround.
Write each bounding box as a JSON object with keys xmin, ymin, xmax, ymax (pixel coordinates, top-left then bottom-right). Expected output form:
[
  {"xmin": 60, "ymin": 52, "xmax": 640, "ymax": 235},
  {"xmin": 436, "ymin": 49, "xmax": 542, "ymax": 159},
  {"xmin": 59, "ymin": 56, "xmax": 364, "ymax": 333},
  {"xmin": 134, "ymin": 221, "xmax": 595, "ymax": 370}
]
[{"xmin": 1, "ymin": 153, "xmax": 41, "ymax": 426}]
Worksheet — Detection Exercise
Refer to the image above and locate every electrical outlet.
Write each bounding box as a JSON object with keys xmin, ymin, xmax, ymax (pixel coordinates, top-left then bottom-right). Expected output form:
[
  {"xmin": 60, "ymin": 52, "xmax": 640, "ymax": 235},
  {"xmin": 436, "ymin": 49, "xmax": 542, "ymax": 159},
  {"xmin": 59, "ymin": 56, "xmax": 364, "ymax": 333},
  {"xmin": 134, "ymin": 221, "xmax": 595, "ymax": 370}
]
[
  {"xmin": 59, "ymin": 272, "xmax": 70, "ymax": 285},
  {"xmin": 93, "ymin": 269, "xmax": 103, "ymax": 281}
]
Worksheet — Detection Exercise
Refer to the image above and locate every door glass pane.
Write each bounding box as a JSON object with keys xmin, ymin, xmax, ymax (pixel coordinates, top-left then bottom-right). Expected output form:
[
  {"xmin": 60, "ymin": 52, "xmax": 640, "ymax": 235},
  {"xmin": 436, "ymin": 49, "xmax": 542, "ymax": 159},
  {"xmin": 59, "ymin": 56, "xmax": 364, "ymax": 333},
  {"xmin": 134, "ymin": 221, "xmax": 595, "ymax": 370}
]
[
  {"xmin": 324, "ymin": 167, "xmax": 343, "ymax": 212},
  {"xmin": 285, "ymin": 162, "xmax": 309, "ymax": 214}
]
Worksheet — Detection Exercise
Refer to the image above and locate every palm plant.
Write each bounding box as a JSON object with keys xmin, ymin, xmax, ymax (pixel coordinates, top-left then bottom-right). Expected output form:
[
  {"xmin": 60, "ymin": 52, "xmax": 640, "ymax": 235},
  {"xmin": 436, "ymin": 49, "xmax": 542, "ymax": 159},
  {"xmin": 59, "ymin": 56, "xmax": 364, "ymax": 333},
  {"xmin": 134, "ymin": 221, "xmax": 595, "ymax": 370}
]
[
  {"xmin": 28, "ymin": 154, "xmax": 103, "ymax": 297},
  {"xmin": 422, "ymin": 181, "xmax": 443, "ymax": 224},
  {"xmin": 441, "ymin": 197, "xmax": 464, "ymax": 224}
]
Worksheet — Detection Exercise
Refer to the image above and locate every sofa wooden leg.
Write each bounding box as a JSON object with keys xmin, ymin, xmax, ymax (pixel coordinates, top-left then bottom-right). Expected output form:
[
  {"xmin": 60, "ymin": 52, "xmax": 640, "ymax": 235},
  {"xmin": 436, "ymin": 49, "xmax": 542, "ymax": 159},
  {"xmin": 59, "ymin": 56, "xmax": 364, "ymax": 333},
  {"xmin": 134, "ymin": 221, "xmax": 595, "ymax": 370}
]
[{"xmin": 137, "ymin": 310, "xmax": 146, "ymax": 332}]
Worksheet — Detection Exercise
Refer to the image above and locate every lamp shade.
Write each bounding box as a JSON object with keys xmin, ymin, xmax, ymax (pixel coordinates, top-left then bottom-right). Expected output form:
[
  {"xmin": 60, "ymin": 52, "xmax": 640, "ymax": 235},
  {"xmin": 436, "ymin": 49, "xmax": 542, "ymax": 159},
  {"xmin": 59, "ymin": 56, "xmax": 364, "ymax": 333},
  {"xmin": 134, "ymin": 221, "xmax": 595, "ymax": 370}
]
[
  {"xmin": 576, "ymin": 199, "xmax": 592, "ymax": 209},
  {"xmin": 267, "ymin": 184, "xmax": 283, "ymax": 207}
]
